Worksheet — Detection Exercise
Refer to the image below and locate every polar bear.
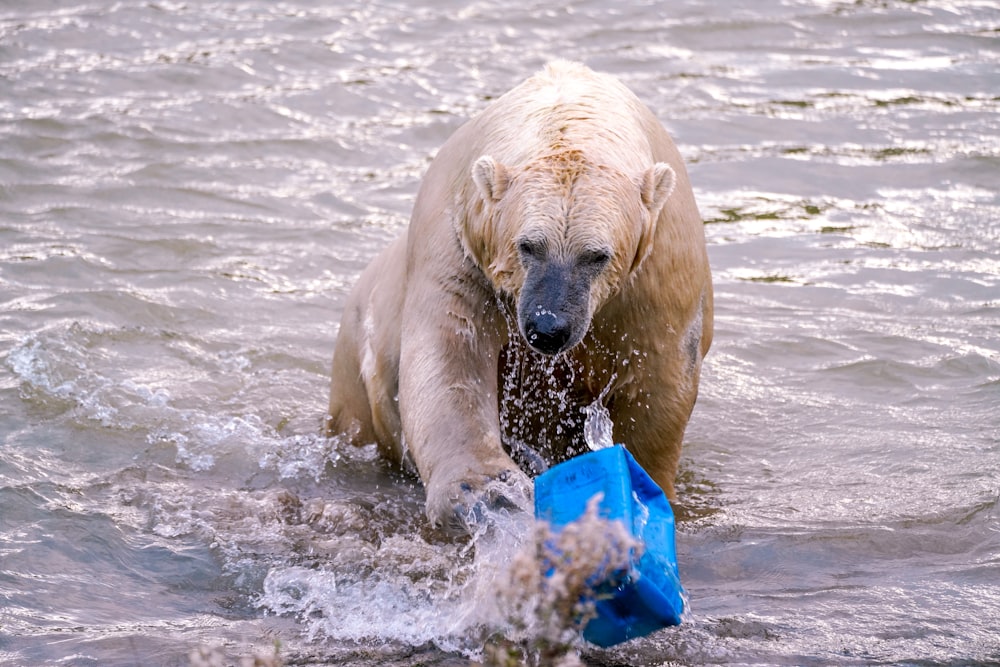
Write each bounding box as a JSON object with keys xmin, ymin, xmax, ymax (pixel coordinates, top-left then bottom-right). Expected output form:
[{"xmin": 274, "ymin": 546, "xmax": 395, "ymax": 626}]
[{"xmin": 327, "ymin": 61, "xmax": 713, "ymax": 533}]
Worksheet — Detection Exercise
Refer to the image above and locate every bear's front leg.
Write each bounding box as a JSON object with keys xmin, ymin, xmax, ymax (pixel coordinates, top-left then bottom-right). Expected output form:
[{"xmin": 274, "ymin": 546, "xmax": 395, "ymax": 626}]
[{"xmin": 397, "ymin": 270, "xmax": 531, "ymax": 534}]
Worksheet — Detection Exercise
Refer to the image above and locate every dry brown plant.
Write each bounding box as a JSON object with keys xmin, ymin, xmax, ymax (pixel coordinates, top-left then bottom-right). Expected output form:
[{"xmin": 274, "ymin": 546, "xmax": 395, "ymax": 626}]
[{"xmin": 483, "ymin": 494, "xmax": 641, "ymax": 666}]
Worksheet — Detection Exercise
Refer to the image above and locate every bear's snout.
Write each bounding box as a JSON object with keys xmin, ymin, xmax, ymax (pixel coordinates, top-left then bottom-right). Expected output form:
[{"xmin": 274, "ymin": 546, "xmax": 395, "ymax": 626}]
[
  {"xmin": 524, "ymin": 308, "xmax": 573, "ymax": 355},
  {"xmin": 518, "ymin": 261, "xmax": 590, "ymax": 356}
]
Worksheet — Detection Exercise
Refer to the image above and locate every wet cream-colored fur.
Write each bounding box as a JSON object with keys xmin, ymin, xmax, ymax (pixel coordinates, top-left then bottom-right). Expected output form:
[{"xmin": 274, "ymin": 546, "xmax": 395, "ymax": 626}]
[{"xmin": 327, "ymin": 61, "xmax": 713, "ymax": 532}]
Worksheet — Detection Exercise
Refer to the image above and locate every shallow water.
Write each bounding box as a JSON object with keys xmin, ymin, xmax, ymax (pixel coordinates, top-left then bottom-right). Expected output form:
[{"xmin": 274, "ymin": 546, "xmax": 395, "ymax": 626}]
[{"xmin": 1, "ymin": 1, "xmax": 999, "ymax": 665}]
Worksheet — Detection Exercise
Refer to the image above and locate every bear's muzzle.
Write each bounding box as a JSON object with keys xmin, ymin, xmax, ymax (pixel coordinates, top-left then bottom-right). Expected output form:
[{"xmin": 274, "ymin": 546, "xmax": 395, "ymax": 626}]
[{"xmin": 518, "ymin": 260, "xmax": 591, "ymax": 356}]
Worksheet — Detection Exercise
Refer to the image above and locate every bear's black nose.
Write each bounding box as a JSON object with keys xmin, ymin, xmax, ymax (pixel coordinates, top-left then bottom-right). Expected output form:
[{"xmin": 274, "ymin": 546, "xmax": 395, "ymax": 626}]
[{"xmin": 524, "ymin": 311, "xmax": 572, "ymax": 355}]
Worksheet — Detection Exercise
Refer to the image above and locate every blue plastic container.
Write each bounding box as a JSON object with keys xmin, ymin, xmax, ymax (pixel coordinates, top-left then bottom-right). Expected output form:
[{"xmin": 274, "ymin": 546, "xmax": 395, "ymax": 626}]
[{"xmin": 533, "ymin": 445, "xmax": 684, "ymax": 647}]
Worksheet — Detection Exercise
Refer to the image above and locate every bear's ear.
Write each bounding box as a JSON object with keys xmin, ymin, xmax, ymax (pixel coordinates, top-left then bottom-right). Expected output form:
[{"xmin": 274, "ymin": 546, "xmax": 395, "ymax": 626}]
[
  {"xmin": 640, "ymin": 162, "xmax": 676, "ymax": 217},
  {"xmin": 472, "ymin": 155, "xmax": 510, "ymax": 203},
  {"xmin": 631, "ymin": 162, "xmax": 676, "ymax": 274}
]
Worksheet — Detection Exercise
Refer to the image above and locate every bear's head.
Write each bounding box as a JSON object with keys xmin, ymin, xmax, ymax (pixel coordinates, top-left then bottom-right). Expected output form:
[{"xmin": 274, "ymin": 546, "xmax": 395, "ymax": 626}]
[{"xmin": 464, "ymin": 149, "xmax": 676, "ymax": 356}]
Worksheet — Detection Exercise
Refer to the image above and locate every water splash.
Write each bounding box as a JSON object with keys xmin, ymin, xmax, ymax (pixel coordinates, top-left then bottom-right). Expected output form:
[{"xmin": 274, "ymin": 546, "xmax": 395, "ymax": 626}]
[
  {"xmin": 583, "ymin": 399, "xmax": 614, "ymax": 451},
  {"xmin": 254, "ymin": 500, "xmax": 534, "ymax": 654},
  {"xmin": 249, "ymin": 488, "xmax": 646, "ymax": 665}
]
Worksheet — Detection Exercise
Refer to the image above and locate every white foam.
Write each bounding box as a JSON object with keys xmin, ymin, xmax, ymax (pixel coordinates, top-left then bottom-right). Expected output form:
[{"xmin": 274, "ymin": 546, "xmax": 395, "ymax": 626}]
[
  {"xmin": 6, "ymin": 338, "xmax": 51, "ymax": 391},
  {"xmin": 257, "ymin": 433, "xmax": 347, "ymax": 482}
]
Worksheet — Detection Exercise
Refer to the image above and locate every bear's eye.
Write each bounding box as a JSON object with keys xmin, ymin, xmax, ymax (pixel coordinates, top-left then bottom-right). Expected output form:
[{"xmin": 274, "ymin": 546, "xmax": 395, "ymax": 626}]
[
  {"xmin": 581, "ymin": 249, "xmax": 612, "ymax": 270},
  {"xmin": 517, "ymin": 239, "xmax": 546, "ymax": 262}
]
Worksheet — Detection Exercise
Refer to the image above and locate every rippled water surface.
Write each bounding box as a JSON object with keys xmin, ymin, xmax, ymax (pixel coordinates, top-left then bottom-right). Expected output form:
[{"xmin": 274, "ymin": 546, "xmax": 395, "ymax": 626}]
[{"xmin": 2, "ymin": 1, "xmax": 998, "ymax": 665}]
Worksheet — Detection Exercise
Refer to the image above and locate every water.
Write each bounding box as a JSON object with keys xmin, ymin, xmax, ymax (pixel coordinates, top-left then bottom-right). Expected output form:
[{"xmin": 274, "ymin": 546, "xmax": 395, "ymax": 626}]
[{"xmin": 1, "ymin": 1, "xmax": 998, "ymax": 665}]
